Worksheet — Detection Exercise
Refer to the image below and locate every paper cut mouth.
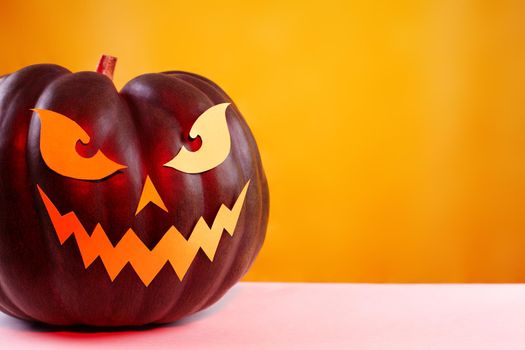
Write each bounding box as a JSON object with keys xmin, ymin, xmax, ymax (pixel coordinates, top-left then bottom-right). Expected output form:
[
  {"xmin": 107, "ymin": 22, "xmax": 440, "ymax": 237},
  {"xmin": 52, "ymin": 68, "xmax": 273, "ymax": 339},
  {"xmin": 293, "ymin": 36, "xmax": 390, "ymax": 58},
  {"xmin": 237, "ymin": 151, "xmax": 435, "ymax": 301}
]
[{"xmin": 37, "ymin": 181, "xmax": 250, "ymax": 286}]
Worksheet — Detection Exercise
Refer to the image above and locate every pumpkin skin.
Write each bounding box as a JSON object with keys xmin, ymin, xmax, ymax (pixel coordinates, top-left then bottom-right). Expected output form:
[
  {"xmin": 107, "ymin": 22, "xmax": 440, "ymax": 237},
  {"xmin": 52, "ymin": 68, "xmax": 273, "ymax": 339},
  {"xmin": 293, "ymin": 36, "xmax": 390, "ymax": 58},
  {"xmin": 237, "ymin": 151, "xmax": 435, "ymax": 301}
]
[{"xmin": 0, "ymin": 60, "xmax": 268, "ymax": 326}]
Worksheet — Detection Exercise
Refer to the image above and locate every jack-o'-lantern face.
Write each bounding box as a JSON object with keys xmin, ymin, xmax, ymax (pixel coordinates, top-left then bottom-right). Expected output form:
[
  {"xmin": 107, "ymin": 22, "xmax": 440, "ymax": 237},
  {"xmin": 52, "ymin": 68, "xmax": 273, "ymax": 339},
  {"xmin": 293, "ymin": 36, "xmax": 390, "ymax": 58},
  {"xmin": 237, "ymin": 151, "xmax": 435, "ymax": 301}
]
[
  {"xmin": 32, "ymin": 103, "xmax": 250, "ymax": 287},
  {"xmin": 0, "ymin": 57, "xmax": 268, "ymax": 326}
]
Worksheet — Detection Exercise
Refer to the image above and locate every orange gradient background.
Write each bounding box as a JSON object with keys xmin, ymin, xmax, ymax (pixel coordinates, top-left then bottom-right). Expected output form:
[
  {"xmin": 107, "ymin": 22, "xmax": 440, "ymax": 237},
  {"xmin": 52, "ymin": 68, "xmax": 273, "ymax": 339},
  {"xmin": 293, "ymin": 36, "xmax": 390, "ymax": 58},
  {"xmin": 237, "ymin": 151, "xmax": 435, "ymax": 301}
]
[{"xmin": 1, "ymin": 0, "xmax": 525, "ymax": 282}]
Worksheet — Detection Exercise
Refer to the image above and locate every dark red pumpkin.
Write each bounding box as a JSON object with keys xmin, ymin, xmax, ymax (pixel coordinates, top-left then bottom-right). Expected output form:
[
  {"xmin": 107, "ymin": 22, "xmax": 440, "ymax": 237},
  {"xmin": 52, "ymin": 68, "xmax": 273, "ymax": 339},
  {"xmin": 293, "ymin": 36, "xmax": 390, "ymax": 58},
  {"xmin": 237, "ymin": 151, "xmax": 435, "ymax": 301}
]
[{"xmin": 0, "ymin": 56, "xmax": 268, "ymax": 326}]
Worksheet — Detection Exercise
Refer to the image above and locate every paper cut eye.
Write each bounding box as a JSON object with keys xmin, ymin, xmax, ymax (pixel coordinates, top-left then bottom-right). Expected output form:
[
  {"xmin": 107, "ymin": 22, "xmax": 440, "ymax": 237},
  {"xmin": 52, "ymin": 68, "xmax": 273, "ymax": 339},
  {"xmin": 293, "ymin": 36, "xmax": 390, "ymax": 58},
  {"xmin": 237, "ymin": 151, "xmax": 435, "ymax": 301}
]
[
  {"xmin": 33, "ymin": 109, "xmax": 126, "ymax": 180},
  {"xmin": 164, "ymin": 103, "xmax": 231, "ymax": 174}
]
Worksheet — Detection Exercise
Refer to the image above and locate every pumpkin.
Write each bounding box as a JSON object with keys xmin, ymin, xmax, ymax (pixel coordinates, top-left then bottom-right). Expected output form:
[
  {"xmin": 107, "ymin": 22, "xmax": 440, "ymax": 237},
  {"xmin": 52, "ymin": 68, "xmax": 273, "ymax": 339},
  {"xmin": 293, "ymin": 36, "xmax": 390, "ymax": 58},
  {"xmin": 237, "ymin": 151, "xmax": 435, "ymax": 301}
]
[{"xmin": 0, "ymin": 55, "xmax": 269, "ymax": 326}]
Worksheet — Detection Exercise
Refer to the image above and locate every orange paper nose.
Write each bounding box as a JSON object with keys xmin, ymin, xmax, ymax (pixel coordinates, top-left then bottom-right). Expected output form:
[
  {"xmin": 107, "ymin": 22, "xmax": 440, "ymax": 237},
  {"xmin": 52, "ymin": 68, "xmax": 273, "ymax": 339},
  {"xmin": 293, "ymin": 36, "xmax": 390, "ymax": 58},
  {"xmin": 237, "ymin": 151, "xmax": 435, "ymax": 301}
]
[{"xmin": 135, "ymin": 176, "xmax": 168, "ymax": 215}]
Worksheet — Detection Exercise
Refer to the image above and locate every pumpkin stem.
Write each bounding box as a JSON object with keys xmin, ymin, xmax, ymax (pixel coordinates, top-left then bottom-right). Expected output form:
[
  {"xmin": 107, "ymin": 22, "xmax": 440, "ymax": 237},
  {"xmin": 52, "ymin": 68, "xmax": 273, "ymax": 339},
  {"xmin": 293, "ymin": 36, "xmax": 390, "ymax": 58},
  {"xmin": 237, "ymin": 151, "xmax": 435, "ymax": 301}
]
[{"xmin": 96, "ymin": 55, "xmax": 117, "ymax": 80}]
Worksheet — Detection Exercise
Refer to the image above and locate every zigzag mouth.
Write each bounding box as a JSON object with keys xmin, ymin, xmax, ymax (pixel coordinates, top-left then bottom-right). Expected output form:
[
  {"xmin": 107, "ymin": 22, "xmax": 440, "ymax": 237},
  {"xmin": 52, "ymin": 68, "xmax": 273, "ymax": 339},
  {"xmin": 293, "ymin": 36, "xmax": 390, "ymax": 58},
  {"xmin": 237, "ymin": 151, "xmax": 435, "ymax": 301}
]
[{"xmin": 37, "ymin": 181, "xmax": 250, "ymax": 287}]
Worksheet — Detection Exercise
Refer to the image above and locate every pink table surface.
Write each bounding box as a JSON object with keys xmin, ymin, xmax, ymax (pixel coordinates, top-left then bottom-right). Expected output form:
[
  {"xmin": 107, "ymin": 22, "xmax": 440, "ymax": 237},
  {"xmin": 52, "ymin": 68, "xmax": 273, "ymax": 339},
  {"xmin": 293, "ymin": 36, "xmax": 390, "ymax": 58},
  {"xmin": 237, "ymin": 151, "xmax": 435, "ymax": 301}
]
[{"xmin": 0, "ymin": 282, "xmax": 524, "ymax": 349}]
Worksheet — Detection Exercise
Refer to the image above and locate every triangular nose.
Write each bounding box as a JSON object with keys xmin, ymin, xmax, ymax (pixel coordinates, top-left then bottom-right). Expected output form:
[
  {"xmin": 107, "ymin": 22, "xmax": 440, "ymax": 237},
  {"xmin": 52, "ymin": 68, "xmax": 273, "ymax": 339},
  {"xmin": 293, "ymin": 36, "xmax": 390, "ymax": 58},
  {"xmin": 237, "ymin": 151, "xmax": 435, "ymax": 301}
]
[{"xmin": 135, "ymin": 176, "xmax": 168, "ymax": 215}]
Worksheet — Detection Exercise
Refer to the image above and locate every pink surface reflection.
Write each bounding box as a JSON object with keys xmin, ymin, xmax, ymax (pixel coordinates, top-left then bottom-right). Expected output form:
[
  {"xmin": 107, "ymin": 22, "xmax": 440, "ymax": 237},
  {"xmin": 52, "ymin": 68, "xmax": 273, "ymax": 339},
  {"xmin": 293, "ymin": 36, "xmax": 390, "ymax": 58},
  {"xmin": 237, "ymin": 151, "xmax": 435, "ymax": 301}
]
[{"xmin": 1, "ymin": 282, "xmax": 525, "ymax": 349}]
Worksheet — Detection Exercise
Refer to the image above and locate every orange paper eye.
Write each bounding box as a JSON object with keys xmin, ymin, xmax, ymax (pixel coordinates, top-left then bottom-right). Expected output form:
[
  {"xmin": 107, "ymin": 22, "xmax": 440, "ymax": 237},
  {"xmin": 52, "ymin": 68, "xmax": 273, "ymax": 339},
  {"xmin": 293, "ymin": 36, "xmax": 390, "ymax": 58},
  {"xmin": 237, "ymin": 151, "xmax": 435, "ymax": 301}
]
[
  {"xmin": 33, "ymin": 109, "xmax": 126, "ymax": 180},
  {"xmin": 164, "ymin": 103, "xmax": 231, "ymax": 173}
]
